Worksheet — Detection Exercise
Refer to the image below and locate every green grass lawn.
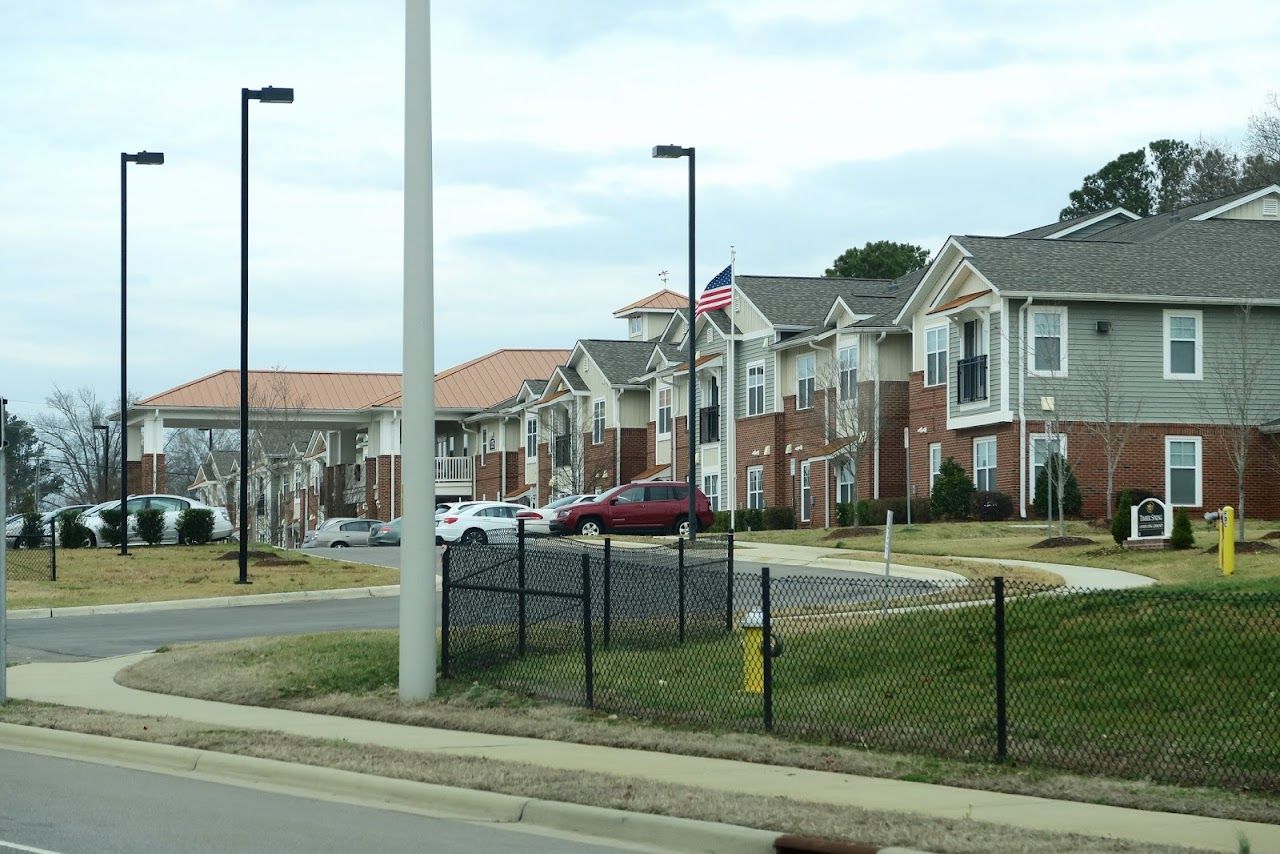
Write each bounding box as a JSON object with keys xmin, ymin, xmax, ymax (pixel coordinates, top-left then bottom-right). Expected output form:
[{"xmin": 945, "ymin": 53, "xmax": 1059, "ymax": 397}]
[{"xmin": 738, "ymin": 519, "xmax": 1280, "ymax": 587}]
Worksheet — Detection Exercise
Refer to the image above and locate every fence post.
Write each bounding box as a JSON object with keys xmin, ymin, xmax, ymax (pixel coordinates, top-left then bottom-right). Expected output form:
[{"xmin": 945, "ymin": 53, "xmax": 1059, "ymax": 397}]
[
  {"xmin": 602, "ymin": 537, "xmax": 612, "ymax": 649},
  {"xmin": 725, "ymin": 529, "xmax": 734, "ymax": 631},
  {"xmin": 581, "ymin": 552, "xmax": 594, "ymax": 709},
  {"xmin": 994, "ymin": 575, "xmax": 1007, "ymax": 763},
  {"xmin": 440, "ymin": 547, "xmax": 451, "ymax": 678},
  {"xmin": 517, "ymin": 518, "xmax": 527, "ymax": 657},
  {"xmin": 677, "ymin": 536, "xmax": 686, "ymax": 643},
  {"xmin": 762, "ymin": 566, "xmax": 773, "ymax": 731},
  {"xmin": 49, "ymin": 518, "xmax": 57, "ymax": 582}
]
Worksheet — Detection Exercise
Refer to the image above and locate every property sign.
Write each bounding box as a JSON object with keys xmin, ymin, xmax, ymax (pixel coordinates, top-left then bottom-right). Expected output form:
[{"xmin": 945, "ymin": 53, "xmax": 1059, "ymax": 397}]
[{"xmin": 1131, "ymin": 498, "xmax": 1171, "ymax": 539}]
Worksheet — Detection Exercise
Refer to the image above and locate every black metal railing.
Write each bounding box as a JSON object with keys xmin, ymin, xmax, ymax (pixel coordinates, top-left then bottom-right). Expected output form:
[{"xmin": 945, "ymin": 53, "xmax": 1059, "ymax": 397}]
[
  {"xmin": 698, "ymin": 406, "xmax": 719, "ymax": 444},
  {"xmin": 957, "ymin": 354, "xmax": 988, "ymax": 404}
]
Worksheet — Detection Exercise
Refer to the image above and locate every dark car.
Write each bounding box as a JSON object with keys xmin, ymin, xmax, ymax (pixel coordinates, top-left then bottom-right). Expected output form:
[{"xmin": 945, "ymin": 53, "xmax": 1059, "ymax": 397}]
[
  {"xmin": 369, "ymin": 517, "xmax": 401, "ymax": 546},
  {"xmin": 550, "ymin": 481, "xmax": 714, "ymax": 537}
]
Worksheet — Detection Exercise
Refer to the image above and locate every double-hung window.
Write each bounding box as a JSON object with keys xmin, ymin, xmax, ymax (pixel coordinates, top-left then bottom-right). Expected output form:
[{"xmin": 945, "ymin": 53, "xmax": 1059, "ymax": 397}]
[
  {"xmin": 1030, "ymin": 435, "xmax": 1066, "ymax": 487},
  {"xmin": 591, "ymin": 399, "xmax": 605, "ymax": 445},
  {"xmin": 702, "ymin": 472, "xmax": 720, "ymax": 510},
  {"xmin": 525, "ymin": 417, "xmax": 537, "ymax": 459},
  {"xmin": 929, "ymin": 443, "xmax": 942, "ymax": 491},
  {"xmin": 1029, "ymin": 307, "xmax": 1067, "ymax": 377},
  {"xmin": 1166, "ymin": 436, "xmax": 1202, "ymax": 507},
  {"xmin": 1164, "ymin": 310, "xmax": 1202, "ymax": 380},
  {"xmin": 746, "ymin": 362, "xmax": 765, "ymax": 416},
  {"xmin": 924, "ymin": 325, "xmax": 947, "ymax": 387},
  {"xmin": 837, "ymin": 344, "xmax": 857, "ymax": 403},
  {"xmin": 973, "ymin": 437, "xmax": 997, "ymax": 492},
  {"xmin": 747, "ymin": 466, "xmax": 764, "ymax": 509},
  {"xmin": 796, "ymin": 353, "xmax": 816, "ymax": 410},
  {"xmin": 837, "ymin": 461, "xmax": 855, "ymax": 504},
  {"xmin": 628, "ymin": 316, "xmax": 642, "ymax": 338},
  {"xmin": 657, "ymin": 386, "xmax": 672, "ymax": 436},
  {"xmin": 480, "ymin": 428, "xmax": 488, "ymax": 463}
]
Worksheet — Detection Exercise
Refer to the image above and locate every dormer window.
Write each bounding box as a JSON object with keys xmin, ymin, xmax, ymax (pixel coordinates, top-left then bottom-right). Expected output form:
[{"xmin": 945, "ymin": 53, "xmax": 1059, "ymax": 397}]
[{"xmin": 628, "ymin": 316, "xmax": 642, "ymax": 338}]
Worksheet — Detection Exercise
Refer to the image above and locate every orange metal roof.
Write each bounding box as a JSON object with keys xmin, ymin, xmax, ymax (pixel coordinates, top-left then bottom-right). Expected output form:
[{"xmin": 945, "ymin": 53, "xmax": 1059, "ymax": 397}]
[
  {"xmin": 927, "ymin": 289, "xmax": 991, "ymax": 315},
  {"xmin": 671, "ymin": 353, "xmax": 722, "ymax": 372},
  {"xmin": 612, "ymin": 289, "xmax": 687, "ymax": 316},
  {"xmin": 370, "ymin": 349, "xmax": 570, "ymax": 410}
]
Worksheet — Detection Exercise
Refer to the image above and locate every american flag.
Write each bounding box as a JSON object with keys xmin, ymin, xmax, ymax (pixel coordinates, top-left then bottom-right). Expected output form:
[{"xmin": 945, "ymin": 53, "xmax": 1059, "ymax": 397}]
[{"xmin": 694, "ymin": 264, "xmax": 733, "ymax": 317}]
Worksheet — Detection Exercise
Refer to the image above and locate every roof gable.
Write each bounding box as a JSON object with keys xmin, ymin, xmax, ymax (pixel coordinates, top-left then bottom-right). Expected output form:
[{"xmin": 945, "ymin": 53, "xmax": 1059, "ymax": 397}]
[{"xmin": 612, "ymin": 289, "xmax": 686, "ymax": 317}]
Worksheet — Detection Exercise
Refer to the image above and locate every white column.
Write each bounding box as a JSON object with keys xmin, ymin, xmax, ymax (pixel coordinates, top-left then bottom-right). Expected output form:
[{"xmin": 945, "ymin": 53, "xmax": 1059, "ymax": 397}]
[{"xmin": 400, "ymin": 0, "xmax": 436, "ymax": 701}]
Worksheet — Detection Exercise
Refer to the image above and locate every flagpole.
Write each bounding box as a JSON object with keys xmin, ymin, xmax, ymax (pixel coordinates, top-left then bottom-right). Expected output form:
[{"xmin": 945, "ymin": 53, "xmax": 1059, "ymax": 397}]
[{"xmin": 727, "ymin": 246, "xmax": 736, "ymax": 533}]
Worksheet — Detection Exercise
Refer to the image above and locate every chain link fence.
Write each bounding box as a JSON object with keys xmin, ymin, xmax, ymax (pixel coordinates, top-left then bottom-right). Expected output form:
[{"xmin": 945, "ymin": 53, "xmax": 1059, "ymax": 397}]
[
  {"xmin": 442, "ymin": 530, "xmax": 1280, "ymax": 791},
  {"xmin": 4, "ymin": 519, "xmax": 56, "ymax": 582}
]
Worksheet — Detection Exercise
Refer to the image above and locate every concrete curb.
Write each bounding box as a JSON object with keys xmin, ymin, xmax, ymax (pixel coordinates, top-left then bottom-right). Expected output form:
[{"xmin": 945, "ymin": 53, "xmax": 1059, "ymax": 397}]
[
  {"xmin": 0, "ymin": 723, "xmax": 781, "ymax": 852},
  {"xmin": 5, "ymin": 584, "xmax": 401, "ymax": 621}
]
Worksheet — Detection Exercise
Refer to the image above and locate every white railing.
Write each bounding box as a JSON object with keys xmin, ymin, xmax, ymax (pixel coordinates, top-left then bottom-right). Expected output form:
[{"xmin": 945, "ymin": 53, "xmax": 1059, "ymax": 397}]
[{"xmin": 436, "ymin": 456, "xmax": 473, "ymax": 483}]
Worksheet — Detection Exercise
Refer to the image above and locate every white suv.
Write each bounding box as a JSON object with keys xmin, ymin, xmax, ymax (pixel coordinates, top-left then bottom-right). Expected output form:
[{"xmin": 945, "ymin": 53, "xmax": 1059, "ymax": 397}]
[
  {"xmin": 435, "ymin": 501, "xmax": 527, "ymax": 546},
  {"xmin": 78, "ymin": 494, "xmax": 233, "ymax": 547}
]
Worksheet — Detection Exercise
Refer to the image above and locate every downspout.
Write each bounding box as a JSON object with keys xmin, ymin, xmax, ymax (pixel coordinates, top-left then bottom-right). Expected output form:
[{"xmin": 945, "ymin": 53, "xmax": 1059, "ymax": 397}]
[
  {"xmin": 614, "ymin": 388, "xmax": 623, "ymax": 488},
  {"xmin": 1019, "ymin": 297, "xmax": 1033, "ymax": 518},
  {"xmin": 873, "ymin": 333, "xmax": 886, "ymax": 499}
]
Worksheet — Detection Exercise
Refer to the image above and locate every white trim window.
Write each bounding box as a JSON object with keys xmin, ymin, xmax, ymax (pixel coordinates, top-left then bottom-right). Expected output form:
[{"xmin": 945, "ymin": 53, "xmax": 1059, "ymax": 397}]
[
  {"xmin": 591, "ymin": 399, "xmax": 605, "ymax": 445},
  {"xmin": 628, "ymin": 316, "xmax": 642, "ymax": 338},
  {"xmin": 837, "ymin": 343, "xmax": 858, "ymax": 403},
  {"xmin": 702, "ymin": 472, "xmax": 720, "ymax": 510},
  {"xmin": 1030, "ymin": 435, "xmax": 1067, "ymax": 486},
  {"xmin": 480, "ymin": 427, "xmax": 488, "ymax": 463},
  {"xmin": 746, "ymin": 361, "xmax": 765, "ymax": 416},
  {"xmin": 525, "ymin": 416, "xmax": 538, "ymax": 459},
  {"xmin": 973, "ymin": 437, "xmax": 997, "ymax": 492},
  {"xmin": 929, "ymin": 443, "xmax": 942, "ymax": 491},
  {"xmin": 796, "ymin": 353, "xmax": 816, "ymax": 410},
  {"xmin": 747, "ymin": 466, "xmax": 765, "ymax": 509},
  {"xmin": 1165, "ymin": 436, "xmax": 1202, "ymax": 507},
  {"xmin": 799, "ymin": 460, "xmax": 812, "ymax": 521},
  {"xmin": 837, "ymin": 461, "xmax": 855, "ymax": 504},
  {"xmin": 1163, "ymin": 310, "xmax": 1203, "ymax": 380},
  {"xmin": 657, "ymin": 386, "xmax": 673, "ymax": 437},
  {"xmin": 1029, "ymin": 306, "xmax": 1068, "ymax": 377},
  {"xmin": 924, "ymin": 325, "xmax": 947, "ymax": 387}
]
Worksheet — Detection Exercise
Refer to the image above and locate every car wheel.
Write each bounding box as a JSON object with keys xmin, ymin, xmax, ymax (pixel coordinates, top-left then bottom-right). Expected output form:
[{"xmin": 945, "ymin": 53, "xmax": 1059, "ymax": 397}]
[
  {"xmin": 86, "ymin": 532, "xmax": 98, "ymax": 548},
  {"xmin": 460, "ymin": 528, "xmax": 488, "ymax": 546},
  {"xmin": 332, "ymin": 541, "xmax": 349, "ymax": 549},
  {"xmin": 674, "ymin": 516, "xmax": 690, "ymax": 537},
  {"xmin": 577, "ymin": 518, "xmax": 603, "ymax": 537}
]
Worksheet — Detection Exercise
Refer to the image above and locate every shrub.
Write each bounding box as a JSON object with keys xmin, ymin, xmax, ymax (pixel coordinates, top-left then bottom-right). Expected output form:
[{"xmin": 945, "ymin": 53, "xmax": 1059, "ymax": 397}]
[
  {"xmin": 705, "ymin": 510, "xmax": 732, "ymax": 533},
  {"xmin": 1170, "ymin": 508, "xmax": 1194, "ymax": 549},
  {"xmin": 971, "ymin": 491, "xmax": 1013, "ymax": 521},
  {"xmin": 739, "ymin": 508, "xmax": 764, "ymax": 532},
  {"xmin": 19, "ymin": 512, "xmax": 43, "ymax": 548},
  {"xmin": 855, "ymin": 500, "xmax": 871, "ymax": 526},
  {"xmin": 59, "ymin": 513, "xmax": 90, "ymax": 549},
  {"xmin": 177, "ymin": 508, "xmax": 216, "ymax": 545},
  {"xmin": 1033, "ymin": 454, "xmax": 1082, "ymax": 517},
  {"xmin": 857, "ymin": 497, "xmax": 932, "ymax": 525},
  {"xmin": 1111, "ymin": 490, "xmax": 1132, "ymax": 545},
  {"xmin": 931, "ymin": 458, "xmax": 974, "ymax": 520},
  {"xmin": 98, "ymin": 507, "xmax": 123, "ymax": 547},
  {"xmin": 136, "ymin": 507, "xmax": 165, "ymax": 546},
  {"xmin": 762, "ymin": 506, "xmax": 795, "ymax": 530},
  {"xmin": 835, "ymin": 502, "xmax": 855, "ymax": 527}
]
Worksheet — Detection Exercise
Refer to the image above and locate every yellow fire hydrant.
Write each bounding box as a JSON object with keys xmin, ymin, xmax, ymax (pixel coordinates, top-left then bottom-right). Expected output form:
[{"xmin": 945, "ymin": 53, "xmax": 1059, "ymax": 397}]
[
  {"xmin": 742, "ymin": 607, "xmax": 764, "ymax": 694},
  {"xmin": 1219, "ymin": 506, "xmax": 1236, "ymax": 576}
]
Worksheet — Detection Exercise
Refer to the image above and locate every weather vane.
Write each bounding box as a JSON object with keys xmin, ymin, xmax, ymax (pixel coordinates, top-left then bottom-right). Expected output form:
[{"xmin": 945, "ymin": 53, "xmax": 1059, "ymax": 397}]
[{"xmin": 658, "ymin": 269, "xmax": 669, "ymax": 286}]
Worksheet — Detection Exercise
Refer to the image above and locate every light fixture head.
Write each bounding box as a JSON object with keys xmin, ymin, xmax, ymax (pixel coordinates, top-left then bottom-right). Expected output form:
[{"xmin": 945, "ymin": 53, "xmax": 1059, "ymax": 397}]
[
  {"xmin": 251, "ymin": 86, "xmax": 295, "ymax": 104},
  {"xmin": 126, "ymin": 151, "xmax": 165, "ymax": 165},
  {"xmin": 651, "ymin": 144, "xmax": 688, "ymax": 159}
]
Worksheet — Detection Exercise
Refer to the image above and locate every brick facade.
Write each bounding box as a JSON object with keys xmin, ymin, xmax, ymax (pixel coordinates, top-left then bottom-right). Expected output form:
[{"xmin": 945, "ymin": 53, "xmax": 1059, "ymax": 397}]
[
  {"xmin": 127, "ymin": 454, "xmax": 165, "ymax": 495},
  {"xmin": 475, "ymin": 449, "xmax": 523, "ymax": 501},
  {"xmin": 619, "ymin": 427, "xmax": 648, "ymax": 484},
  {"xmin": 734, "ymin": 412, "xmax": 784, "ymax": 508}
]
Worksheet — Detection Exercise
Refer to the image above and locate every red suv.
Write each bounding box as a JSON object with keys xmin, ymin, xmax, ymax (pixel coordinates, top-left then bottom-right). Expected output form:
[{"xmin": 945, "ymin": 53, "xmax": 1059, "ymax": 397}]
[{"xmin": 550, "ymin": 481, "xmax": 715, "ymax": 537}]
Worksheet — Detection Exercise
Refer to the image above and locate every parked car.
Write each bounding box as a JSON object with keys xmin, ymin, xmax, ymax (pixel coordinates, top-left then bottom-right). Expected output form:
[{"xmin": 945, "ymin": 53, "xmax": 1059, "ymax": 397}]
[
  {"xmin": 302, "ymin": 517, "xmax": 384, "ymax": 548},
  {"xmin": 515, "ymin": 494, "xmax": 596, "ymax": 535},
  {"xmin": 77, "ymin": 495, "xmax": 234, "ymax": 547},
  {"xmin": 435, "ymin": 501, "xmax": 528, "ymax": 546},
  {"xmin": 368, "ymin": 517, "xmax": 401, "ymax": 547},
  {"xmin": 4, "ymin": 514, "xmax": 25, "ymax": 549},
  {"xmin": 550, "ymin": 481, "xmax": 714, "ymax": 537}
]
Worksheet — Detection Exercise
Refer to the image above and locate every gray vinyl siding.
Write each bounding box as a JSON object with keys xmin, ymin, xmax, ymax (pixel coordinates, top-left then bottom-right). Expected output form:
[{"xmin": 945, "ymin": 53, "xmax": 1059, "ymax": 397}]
[
  {"xmin": 1016, "ymin": 300, "xmax": 1280, "ymax": 424},
  {"xmin": 950, "ymin": 310, "xmax": 1003, "ymax": 418},
  {"xmin": 733, "ymin": 336, "xmax": 775, "ymax": 416}
]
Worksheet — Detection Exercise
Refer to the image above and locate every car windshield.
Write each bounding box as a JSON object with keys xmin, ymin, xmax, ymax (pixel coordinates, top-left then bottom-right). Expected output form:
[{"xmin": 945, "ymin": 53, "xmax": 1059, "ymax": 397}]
[{"xmin": 543, "ymin": 494, "xmax": 582, "ymax": 510}]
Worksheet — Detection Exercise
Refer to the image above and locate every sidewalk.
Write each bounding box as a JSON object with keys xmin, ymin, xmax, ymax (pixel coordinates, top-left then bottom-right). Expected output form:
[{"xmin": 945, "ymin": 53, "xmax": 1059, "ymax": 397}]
[{"xmin": 6, "ymin": 655, "xmax": 1273, "ymax": 853}]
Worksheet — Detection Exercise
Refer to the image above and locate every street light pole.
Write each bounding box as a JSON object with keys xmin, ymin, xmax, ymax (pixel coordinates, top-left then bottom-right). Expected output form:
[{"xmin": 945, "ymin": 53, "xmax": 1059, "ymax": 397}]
[
  {"xmin": 652, "ymin": 144, "xmax": 698, "ymax": 540},
  {"xmin": 239, "ymin": 86, "xmax": 293, "ymax": 585},
  {"xmin": 120, "ymin": 150, "xmax": 164, "ymax": 557}
]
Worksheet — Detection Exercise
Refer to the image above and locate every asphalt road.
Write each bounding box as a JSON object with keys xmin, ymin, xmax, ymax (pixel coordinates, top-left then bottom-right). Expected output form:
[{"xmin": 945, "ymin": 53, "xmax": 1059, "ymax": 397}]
[{"xmin": 0, "ymin": 748, "xmax": 640, "ymax": 854}]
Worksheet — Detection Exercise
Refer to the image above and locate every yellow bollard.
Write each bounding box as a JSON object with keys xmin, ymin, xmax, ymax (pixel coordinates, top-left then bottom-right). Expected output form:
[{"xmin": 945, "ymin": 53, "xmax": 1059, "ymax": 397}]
[
  {"xmin": 1222, "ymin": 506, "xmax": 1236, "ymax": 576},
  {"xmin": 742, "ymin": 607, "xmax": 764, "ymax": 694}
]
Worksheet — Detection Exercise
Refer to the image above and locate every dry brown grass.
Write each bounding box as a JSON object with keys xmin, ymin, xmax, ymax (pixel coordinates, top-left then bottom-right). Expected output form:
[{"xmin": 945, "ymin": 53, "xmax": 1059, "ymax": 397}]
[
  {"xmin": 0, "ymin": 700, "xmax": 1211, "ymax": 854},
  {"xmin": 7, "ymin": 544, "xmax": 397, "ymax": 609},
  {"xmin": 119, "ymin": 635, "xmax": 1280, "ymax": 826}
]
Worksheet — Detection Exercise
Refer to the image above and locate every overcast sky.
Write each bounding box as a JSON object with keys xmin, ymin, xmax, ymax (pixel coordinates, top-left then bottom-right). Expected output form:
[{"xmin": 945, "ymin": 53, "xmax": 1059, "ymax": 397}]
[{"xmin": 3, "ymin": 0, "xmax": 1278, "ymax": 418}]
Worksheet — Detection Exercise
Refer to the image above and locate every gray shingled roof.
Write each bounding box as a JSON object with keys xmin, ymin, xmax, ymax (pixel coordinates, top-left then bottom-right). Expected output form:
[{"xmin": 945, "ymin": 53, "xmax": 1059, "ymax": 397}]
[
  {"xmin": 557, "ymin": 366, "xmax": 588, "ymax": 393},
  {"xmin": 579, "ymin": 339, "xmax": 660, "ymax": 385},
  {"xmin": 736, "ymin": 275, "xmax": 901, "ymax": 328},
  {"xmin": 1010, "ymin": 209, "xmax": 1133, "ymax": 239},
  {"xmin": 700, "ymin": 308, "xmax": 741, "ymax": 336},
  {"xmin": 655, "ymin": 343, "xmax": 684, "ymax": 363},
  {"xmin": 959, "ymin": 220, "xmax": 1280, "ymax": 300}
]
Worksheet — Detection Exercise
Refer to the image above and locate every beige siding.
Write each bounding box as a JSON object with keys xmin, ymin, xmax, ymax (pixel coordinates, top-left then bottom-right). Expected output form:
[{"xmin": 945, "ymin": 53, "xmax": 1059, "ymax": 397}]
[
  {"xmin": 731, "ymin": 291, "xmax": 770, "ymax": 334},
  {"xmin": 1212, "ymin": 192, "xmax": 1280, "ymax": 220},
  {"xmin": 620, "ymin": 390, "xmax": 649, "ymax": 426}
]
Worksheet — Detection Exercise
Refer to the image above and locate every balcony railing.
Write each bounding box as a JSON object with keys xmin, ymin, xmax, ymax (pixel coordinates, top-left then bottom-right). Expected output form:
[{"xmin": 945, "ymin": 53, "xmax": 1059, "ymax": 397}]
[
  {"xmin": 957, "ymin": 355, "xmax": 988, "ymax": 404},
  {"xmin": 436, "ymin": 456, "xmax": 473, "ymax": 483},
  {"xmin": 699, "ymin": 406, "xmax": 720, "ymax": 444},
  {"xmin": 552, "ymin": 435, "xmax": 572, "ymax": 468}
]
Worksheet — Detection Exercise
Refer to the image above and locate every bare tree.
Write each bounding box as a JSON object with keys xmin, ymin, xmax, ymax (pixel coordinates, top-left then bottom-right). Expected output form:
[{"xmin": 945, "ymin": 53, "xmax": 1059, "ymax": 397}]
[
  {"xmin": 243, "ymin": 368, "xmax": 314, "ymax": 545},
  {"xmin": 164, "ymin": 428, "xmax": 236, "ymax": 495},
  {"xmin": 540, "ymin": 400, "xmax": 610, "ymax": 499},
  {"xmin": 1071, "ymin": 339, "xmax": 1143, "ymax": 521},
  {"xmin": 816, "ymin": 352, "xmax": 880, "ymax": 521},
  {"xmin": 33, "ymin": 387, "xmax": 123, "ymax": 504}
]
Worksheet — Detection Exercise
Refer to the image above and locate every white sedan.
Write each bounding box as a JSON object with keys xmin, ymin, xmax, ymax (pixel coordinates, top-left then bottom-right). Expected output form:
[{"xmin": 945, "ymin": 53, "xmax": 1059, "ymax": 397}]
[
  {"xmin": 78, "ymin": 494, "xmax": 234, "ymax": 547},
  {"xmin": 515, "ymin": 494, "xmax": 596, "ymax": 535},
  {"xmin": 435, "ymin": 501, "xmax": 528, "ymax": 546}
]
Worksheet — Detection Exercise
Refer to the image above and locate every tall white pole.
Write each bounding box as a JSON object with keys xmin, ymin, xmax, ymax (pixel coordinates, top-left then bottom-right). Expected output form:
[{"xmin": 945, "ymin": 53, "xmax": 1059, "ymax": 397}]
[
  {"xmin": 1, "ymin": 396, "xmax": 9, "ymax": 702},
  {"xmin": 400, "ymin": 0, "xmax": 436, "ymax": 700}
]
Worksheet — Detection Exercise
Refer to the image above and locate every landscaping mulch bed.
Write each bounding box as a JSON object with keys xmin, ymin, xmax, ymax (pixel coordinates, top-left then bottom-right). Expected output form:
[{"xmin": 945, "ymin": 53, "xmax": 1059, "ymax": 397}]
[
  {"xmin": 821, "ymin": 526, "xmax": 882, "ymax": 540},
  {"xmin": 217, "ymin": 550, "xmax": 278, "ymax": 561},
  {"xmin": 1204, "ymin": 541, "xmax": 1276, "ymax": 555},
  {"xmin": 255, "ymin": 557, "xmax": 308, "ymax": 567},
  {"xmin": 1262, "ymin": 531, "xmax": 1280, "ymax": 540},
  {"xmin": 1029, "ymin": 536, "xmax": 1095, "ymax": 549}
]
